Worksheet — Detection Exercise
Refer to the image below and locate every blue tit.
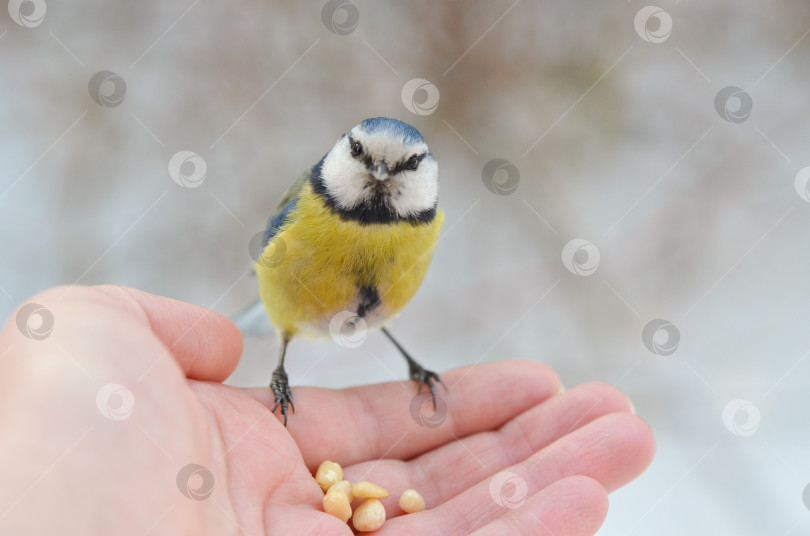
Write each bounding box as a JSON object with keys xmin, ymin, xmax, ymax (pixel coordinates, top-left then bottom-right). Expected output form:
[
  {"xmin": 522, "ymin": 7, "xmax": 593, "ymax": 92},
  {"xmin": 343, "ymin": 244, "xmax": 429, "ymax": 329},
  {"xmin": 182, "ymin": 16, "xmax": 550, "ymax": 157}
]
[{"xmin": 255, "ymin": 117, "xmax": 445, "ymax": 425}]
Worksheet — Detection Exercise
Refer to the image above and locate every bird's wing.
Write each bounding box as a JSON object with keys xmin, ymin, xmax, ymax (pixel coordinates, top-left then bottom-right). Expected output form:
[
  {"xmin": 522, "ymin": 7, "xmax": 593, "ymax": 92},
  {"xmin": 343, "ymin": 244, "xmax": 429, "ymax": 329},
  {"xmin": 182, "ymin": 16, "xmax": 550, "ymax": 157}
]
[{"xmin": 262, "ymin": 169, "xmax": 310, "ymax": 247}]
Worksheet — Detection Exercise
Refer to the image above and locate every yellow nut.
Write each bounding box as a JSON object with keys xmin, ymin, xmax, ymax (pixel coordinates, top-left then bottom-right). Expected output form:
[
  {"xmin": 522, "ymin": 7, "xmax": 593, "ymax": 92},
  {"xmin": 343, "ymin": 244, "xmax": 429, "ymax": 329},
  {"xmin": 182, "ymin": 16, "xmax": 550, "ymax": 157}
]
[
  {"xmin": 330, "ymin": 480, "xmax": 353, "ymax": 499},
  {"xmin": 352, "ymin": 498, "xmax": 386, "ymax": 532},
  {"xmin": 315, "ymin": 461, "xmax": 343, "ymax": 493},
  {"xmin": 352, "ymin": 481, "xmax": 389, "ymax": 499},
  {"xmin": 322, "ymin": 487, "xmax": 352, "ymax": 523},
  {"xmin": 399, "ymin": 489, "xmax": 425, "ymax": 513}
]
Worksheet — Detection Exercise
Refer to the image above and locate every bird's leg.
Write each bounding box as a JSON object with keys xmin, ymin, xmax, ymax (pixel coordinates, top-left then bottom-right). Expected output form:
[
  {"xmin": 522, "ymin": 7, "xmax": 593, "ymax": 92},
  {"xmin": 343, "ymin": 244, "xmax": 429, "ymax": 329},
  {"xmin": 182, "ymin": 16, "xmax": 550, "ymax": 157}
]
[
  {"xmin": 381, "ymin": 327, "xmax": 446, "ymax": 409},
  {"xmin": 270, "ymin": 336, "xmax": 294, "ymax": 426}
]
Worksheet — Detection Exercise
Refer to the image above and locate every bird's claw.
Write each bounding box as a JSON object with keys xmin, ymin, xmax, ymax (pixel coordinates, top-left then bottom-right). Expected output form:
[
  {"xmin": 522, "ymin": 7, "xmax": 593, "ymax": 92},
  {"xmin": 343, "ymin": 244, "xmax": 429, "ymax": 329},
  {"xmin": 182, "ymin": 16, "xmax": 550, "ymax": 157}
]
[
  {"xmin": 408, "ymin": 362, "xmax": 446, "ymax": 410},
  {"xmin": 270, "ymin": 367, "xmax": 294, "ymax": 426}
]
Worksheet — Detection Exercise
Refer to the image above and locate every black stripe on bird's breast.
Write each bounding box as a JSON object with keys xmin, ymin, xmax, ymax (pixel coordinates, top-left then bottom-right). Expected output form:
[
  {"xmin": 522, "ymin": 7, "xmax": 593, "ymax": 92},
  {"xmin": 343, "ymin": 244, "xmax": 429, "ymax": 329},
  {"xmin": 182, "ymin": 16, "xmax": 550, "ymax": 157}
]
[
  {"xmin": 356, "ymin": 285, "xmax": 381, "ymax": 318},
  {"xmin": 309, "ymin": 158, "xmax": 437, "ymax": 225}
]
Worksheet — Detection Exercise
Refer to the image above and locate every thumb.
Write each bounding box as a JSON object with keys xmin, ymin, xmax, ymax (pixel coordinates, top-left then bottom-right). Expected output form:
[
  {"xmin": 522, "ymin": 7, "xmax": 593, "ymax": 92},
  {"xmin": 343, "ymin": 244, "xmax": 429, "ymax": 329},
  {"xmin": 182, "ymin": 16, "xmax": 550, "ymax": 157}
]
[{"xmin": 97, "ymin": 285, "xmax": 243, "ymax": 382}]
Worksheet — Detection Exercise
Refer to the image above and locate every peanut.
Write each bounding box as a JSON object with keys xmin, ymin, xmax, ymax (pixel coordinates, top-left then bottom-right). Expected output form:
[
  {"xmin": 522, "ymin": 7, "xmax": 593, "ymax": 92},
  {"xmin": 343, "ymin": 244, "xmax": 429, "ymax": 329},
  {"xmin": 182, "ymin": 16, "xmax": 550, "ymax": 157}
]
[
  {"xmin": 399, "ymin": 489, "xmax": 425, "ymax": 513},
  {"xmin": 352, "ymin": 481, "xmax": 389, "ymax": 499},
  {"xmin": 315, "ymin": 460, "xmax": 343, "ymax": 493},
  {"xmin": 322, "ymin": 486, "xmax": 352, "ymax": 523},
  {"xmin": 352, "ymin": 498, "xmax": 386, "ymax": 532}
]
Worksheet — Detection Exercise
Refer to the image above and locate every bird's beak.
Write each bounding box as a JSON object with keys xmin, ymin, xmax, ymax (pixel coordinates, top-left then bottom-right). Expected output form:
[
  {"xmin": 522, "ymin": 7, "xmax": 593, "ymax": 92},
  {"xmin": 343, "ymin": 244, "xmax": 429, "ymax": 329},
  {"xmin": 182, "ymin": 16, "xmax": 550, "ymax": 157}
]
[{"xmin": 373, "ymin": 161, "xmax": 390, "ymax": 181}]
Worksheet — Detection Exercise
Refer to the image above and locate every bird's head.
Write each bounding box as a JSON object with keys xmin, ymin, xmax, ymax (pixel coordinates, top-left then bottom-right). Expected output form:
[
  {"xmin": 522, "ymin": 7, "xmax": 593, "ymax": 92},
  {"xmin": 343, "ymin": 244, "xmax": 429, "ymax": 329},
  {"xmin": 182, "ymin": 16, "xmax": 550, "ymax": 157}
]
[{"xmin": 315, "ymin": 117, "xmax": 438, "ymax": 224}]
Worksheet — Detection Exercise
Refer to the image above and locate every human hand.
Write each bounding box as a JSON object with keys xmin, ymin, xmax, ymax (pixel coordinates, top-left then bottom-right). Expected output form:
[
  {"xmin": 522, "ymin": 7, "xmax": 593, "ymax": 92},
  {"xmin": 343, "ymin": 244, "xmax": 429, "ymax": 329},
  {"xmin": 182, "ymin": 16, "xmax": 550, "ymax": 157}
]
[{"xmin": 0, "ymin": 286, "xmax": 654, "ymax": 535}]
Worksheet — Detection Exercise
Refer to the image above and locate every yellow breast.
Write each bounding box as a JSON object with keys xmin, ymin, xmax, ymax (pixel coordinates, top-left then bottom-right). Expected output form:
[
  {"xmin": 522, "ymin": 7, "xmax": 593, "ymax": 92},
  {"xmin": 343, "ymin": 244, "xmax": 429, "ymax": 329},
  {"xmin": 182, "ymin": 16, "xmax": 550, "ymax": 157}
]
[{"xmin": 256, "ymin": 182, "xmax": 444, "ymax": 338}]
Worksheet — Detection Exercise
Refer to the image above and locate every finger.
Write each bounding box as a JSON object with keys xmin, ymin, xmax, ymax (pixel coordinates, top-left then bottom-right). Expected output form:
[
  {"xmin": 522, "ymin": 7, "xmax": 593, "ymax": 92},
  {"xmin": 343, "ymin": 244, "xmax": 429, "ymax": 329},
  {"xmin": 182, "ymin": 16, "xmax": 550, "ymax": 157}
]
[
  {"xmin": 409, "ymin": 382, "xmax": 634, "ymax": 501},
  {"xmin": 244, "ymin": 360, "xmax": 563, "ymax": 468},
  {"xmin": 342, "ymin": 382, "xmax": 636, "ymax": 511},
  {"xmin": 384, "ymin": 413, "xmax": 651, "ymax": 534},
  {"xmin": 97, "ymin": 285, "xmax": 243, "ymax": 381},
  {"xmin": 380, "ymin": 477, "xmax": 607, "ymax": 536},
  {"xmin": 532, "ymin": 412, "xmax": 656, "ymax": 493},
  {"xmin": 467, "ymin": 476, "xmax": 608, "ymax": 536}
]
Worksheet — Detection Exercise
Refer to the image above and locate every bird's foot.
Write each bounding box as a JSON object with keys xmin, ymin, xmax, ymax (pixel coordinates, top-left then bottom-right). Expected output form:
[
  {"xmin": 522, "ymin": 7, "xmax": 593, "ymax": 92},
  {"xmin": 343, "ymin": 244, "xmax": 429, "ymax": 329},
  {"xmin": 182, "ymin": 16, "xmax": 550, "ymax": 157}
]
[
  {"xmin": 270, "ymin": 366, "xmax": 294, "ymax": 426},
  {"xmin": 408, "ymin": 360, "xmax": 447, "ymax": 410}
]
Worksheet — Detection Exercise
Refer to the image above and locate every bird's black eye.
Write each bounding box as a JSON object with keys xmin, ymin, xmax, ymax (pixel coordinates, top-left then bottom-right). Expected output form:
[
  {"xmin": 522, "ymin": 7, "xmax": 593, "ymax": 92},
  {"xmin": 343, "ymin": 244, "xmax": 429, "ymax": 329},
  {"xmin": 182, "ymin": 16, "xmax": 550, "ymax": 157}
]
[
  {"xmin": 351, "ymin": 141, "xmax": 363, "ymax": 157},
  {"xmin": 407, "ymin": 154, "xmax": 419, "ymax": 170}
]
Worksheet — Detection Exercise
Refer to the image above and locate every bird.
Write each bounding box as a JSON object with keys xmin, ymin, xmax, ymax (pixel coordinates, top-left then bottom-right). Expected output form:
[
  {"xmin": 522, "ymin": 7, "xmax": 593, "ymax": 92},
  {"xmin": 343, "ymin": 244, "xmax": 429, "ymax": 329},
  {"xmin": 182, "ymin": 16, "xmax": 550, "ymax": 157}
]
[{"xmin": 255, "ymin": 117, "xmax": 445, "ymax": 425}]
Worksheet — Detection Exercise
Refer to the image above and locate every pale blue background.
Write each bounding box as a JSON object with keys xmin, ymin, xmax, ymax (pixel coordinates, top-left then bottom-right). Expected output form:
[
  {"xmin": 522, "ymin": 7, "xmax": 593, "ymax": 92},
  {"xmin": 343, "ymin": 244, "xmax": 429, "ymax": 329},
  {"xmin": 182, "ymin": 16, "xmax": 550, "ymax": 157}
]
[{"xmin": 2, "ymin": 1, "xmax": 809, "ymax": 534}]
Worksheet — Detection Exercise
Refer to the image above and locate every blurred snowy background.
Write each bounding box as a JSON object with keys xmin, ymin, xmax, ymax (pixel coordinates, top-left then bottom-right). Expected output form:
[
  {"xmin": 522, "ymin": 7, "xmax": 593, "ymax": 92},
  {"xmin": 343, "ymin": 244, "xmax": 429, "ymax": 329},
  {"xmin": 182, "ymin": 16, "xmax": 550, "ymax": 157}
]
[{"xmin": 2, "ymin": 1, "xmax": 810, "ymax": 534}]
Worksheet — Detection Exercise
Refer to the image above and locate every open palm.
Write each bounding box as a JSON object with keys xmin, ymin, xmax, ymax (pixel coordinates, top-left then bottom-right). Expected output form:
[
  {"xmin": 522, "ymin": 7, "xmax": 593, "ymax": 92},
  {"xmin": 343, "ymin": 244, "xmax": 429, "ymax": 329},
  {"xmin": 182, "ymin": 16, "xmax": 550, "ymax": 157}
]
[{"xmin": 0, "ymin": 286, "xmax": 654, "ymax": 536}]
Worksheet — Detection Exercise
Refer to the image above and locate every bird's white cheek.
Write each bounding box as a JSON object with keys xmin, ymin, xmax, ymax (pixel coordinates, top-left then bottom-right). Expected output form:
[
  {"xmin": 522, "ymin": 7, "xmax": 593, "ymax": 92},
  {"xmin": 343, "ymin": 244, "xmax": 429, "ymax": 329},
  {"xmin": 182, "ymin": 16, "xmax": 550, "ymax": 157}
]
[
  {"xmin": 321, "ymin": 151, "xmax": 369, "ymax": 209},
  {"xmin": 391, "ymin": 173, "xmax": 438, "ymax": 216}
]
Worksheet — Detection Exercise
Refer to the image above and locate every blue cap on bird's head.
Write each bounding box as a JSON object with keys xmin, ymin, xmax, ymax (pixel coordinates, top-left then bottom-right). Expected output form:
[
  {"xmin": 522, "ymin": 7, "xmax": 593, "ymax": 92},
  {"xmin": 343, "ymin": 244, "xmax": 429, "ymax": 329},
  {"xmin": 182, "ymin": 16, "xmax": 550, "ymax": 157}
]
[{"xmin": 359, "ymin": 117, "xmax": 425, "ymax": 145}]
